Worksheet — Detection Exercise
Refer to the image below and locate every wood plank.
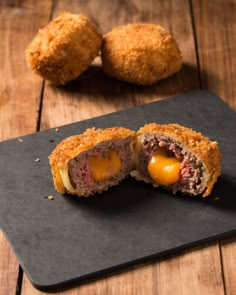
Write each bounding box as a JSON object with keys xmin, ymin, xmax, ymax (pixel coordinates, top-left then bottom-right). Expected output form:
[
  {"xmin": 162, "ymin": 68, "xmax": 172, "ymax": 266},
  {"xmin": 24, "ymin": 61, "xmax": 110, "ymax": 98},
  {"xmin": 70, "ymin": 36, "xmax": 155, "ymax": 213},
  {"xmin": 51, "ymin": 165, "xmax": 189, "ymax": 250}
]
[
  {"xmin": 0, "ymin": 0, "xmax": 52, "ymax": 140},
  {"xmin": 221, "ymin": 237, "xmax": 236, "ymax": 295},
  {"xmin": 0, "ymin": 0, "xmax": 53, "ymax": 294},
  {"xmin": 192, "ymin": 0, "xmax": 236, "ymax": 110},
  {"xmin": 155, "ymin": 243, "xmax": 225, "ymax": 295},
  {"xmin": 22, "ymin": 243, "xmax": 225, "ymax": 295},
  {"xmin": 192, "ymin": 1, "xmax": 236, "ymax": 294},
  {"xmin": 22, "ymin": 262, "xmax": 154, "ymax": 295},
  {"xmin": 21, "ymin": 0, "xmax": 226, "ymax": 294},
  {"xmin": 0, "ymin": 231, "xmax": 19, "ymax": 295}
]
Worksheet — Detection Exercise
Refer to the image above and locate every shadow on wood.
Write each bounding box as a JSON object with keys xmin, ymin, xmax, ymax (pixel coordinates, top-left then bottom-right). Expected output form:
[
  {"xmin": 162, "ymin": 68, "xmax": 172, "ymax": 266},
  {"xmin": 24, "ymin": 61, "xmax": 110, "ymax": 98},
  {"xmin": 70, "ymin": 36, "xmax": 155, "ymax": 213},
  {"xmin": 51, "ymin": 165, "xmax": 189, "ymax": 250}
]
[{"xmin": 48, "ymin": 62, "xmax": 201, "ymax": 104}]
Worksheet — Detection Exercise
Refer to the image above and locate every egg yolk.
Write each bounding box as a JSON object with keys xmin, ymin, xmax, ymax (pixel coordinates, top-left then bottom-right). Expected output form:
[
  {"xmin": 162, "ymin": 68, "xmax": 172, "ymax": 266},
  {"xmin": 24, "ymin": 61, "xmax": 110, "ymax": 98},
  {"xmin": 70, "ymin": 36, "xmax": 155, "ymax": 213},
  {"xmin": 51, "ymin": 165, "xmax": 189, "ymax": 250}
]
[
  {"xmin": 147, "ymin": 148, "xmax": 181, "ymax": 186},
  {"xmin": 88, "ymin": 149, "xmax": 121, "ymax": 182}
]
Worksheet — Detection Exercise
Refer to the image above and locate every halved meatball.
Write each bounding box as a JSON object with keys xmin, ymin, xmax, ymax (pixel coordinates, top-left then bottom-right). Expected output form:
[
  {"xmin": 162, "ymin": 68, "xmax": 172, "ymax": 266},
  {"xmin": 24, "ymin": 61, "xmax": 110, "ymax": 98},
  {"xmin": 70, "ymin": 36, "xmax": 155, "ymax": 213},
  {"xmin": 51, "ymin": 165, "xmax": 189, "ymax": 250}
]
[
  {"xmin": 131, "ymin": 123, "xmax": 221, "ymax": 197},
  {"xmin": 49, "ymin": 127, "xmax": 135, "ymax": 197}
]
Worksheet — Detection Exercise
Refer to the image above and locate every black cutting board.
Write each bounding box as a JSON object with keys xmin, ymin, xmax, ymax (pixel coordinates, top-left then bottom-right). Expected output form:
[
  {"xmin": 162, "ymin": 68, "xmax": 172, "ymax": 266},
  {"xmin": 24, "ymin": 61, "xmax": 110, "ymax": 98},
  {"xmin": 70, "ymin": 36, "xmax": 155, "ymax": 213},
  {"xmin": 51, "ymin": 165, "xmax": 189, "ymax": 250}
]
[{"xmin": 0, "ymin": 90, "xmax": 236, "ymax": 291}]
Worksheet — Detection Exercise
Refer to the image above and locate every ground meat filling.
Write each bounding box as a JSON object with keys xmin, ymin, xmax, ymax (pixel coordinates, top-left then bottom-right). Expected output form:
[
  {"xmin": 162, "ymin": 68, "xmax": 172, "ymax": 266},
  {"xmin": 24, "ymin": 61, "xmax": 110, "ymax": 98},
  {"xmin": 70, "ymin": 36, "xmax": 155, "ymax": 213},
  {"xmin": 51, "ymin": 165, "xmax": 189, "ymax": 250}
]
[
  {"xmin": 140, "ymin": 134, "xmax": 205, "ymax": 195},
  {"xmin": 67, "ymin": 138, "xmax": 134, "ymax": 194}
]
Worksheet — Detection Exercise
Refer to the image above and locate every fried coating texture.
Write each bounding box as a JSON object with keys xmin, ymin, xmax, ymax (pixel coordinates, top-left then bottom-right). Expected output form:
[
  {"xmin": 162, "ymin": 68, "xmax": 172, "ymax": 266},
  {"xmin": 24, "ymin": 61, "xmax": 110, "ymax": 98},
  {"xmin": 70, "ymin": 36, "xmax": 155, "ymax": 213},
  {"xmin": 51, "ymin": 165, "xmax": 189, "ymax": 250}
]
[
  {"xmin": 49, "ymin": 127, "xmax": 136, "ymax": 194},
  {"xmin": 136, "ymin": 123, "xmax": 221, "ymax": 197},
  {"xmin": 25, "ymin": 12, "xmax": 102, "ymax": 85},
  {"xmin": 101, "ymin": 23, "xmax": 182, "ymax": 85}
]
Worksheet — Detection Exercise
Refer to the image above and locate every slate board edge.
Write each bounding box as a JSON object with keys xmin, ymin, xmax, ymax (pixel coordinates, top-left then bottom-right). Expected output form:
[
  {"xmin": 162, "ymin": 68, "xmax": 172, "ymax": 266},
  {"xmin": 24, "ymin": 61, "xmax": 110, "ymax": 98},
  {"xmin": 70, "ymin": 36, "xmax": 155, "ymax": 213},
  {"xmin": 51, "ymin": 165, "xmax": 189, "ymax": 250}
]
[
  {"xmin": 24, "ymin": 229, "xmax": 236, "ymax": 291},
  {"xmin": 0, "ymin": 89, "xmax": 233, "ymax": 145}
]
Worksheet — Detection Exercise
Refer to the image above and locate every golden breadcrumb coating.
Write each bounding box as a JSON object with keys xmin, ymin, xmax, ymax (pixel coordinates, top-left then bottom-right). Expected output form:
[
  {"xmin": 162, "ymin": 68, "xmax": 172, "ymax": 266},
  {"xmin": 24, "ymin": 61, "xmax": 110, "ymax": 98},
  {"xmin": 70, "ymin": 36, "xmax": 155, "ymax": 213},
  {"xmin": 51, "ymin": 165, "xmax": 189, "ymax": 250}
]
[
  {"xmin": 101, "ymin": 23, "xmax": 182, "ymax": 85},
  {"xmin": 49, "ymin": 127, "xmax": 136, "ymax": 193},
  {"xmin": 25, "ymin": 12, "xmax": 102, "ymax": 85},
  {"xmin": 137, "ymin": 123, "xmax": 221, "ymax": 197}
]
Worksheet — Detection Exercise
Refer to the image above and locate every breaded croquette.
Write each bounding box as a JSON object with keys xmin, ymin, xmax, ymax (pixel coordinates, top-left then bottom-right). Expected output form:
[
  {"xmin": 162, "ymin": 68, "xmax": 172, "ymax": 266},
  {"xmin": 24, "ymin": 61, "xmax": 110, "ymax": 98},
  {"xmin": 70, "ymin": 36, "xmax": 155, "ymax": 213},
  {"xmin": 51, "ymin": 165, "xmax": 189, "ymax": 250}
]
[
  {"xmin": 101, "ymin": 23, "xmax": 182, "ymax": 85},
  {"xmin": 25, "ymin": 12, "xmax": 102, "ymax": 85},
  {"xmin": 131, "ymin": 123, "xmax": 221, "ymax": 197},
  {"xmin": 49, "ymin": 127, "xmax": 136, "ymax": 197}
]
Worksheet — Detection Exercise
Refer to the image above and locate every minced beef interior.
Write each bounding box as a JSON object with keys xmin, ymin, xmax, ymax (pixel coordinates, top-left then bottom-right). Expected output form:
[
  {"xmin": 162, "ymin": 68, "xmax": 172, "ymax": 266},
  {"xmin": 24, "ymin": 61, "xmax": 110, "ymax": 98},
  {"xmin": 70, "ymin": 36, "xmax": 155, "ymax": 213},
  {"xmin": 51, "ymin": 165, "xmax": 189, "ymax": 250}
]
[
  {"xmin": 67, "ymin": 137, "xmax": 134, "ymax": 195},
  {"xmin": 139, "ymin": 133, "xmax": 204, "ymax": 195}
]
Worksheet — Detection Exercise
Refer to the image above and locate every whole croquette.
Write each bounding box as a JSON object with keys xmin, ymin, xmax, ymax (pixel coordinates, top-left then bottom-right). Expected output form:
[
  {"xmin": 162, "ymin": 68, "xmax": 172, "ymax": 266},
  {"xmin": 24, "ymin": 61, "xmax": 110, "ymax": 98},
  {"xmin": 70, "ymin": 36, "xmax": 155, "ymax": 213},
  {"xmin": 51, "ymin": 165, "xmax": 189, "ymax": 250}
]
[
  {"xmin": 101, "ymin": 23, "xmax": 182, "ymax": 85},
  {"xmin": 25, "ymin": 12, "xmax": 102, "ymax": 85}
]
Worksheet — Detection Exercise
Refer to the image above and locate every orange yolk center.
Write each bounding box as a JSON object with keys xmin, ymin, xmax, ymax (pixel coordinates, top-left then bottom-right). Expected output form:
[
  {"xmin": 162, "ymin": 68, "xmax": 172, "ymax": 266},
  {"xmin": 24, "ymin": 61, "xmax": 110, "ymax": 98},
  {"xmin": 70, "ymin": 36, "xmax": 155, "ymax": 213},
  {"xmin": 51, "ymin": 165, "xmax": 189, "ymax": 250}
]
[
  {"xmin": 147, "ymin": 148, "xmax": 181, "ymax": 186},
  {"xmin": 88, "ymin": 149, "xmax": 121, "ymax": 182}
]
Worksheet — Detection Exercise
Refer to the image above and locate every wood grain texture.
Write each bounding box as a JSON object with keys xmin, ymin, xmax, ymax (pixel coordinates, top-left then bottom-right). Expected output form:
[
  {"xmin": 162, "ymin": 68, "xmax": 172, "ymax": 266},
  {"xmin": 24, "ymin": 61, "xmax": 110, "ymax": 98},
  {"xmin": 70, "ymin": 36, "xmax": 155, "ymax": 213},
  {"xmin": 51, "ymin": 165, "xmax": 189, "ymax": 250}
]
[
  {"xmin": 221, "ymin": 237, "xmax": 236, "ymax": 295},
  {"xmin": 21, "ymin": 0, "xmax": 226, "ymax": 295},
  {"xmin": 0, "ymin": 231, "xmax": 19, "ymax": 295},
  {"xmin": 154, "ymin": 243, "xmax": 225, "ymax": 295},
  {"xmin": 0, "ymin": 0, "xmax": 53, "ymax": 294},
  {"xmin": 0, "ymin": 0, "xmax": 52, "ymax": 140},
  {"xmin": 192, "ymin": 1, "xmax": 236, "ymax": 294},
  {"xmin": 21, "ymin": 243, "xmax": 225, "ymax": 295},
  {"xmin": 192, "ymin": 0, "xmax": 236, "ymax": 110}
]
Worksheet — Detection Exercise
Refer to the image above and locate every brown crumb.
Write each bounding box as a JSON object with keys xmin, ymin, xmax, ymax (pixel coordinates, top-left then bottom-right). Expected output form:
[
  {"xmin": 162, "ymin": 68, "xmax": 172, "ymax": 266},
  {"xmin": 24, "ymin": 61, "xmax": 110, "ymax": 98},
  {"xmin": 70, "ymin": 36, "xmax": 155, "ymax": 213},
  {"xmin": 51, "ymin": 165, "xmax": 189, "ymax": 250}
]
[
  {"xmin": 47, "ymin": 195, "xmax": 54, "ymax": 200},
  {"xmin": 18, "ymin": 138, "xmax": 23, "ymax": 142},
  {"xmin": 214, "ymin": 196, "xmax": 220, "ymax": 201},
  {"xmin": 35, "ymin": 158, "xmax": 40, "ymax": 162},
  {"xmin": 55, "ymin": 128, "xmax": 59, "ymax": 132}
]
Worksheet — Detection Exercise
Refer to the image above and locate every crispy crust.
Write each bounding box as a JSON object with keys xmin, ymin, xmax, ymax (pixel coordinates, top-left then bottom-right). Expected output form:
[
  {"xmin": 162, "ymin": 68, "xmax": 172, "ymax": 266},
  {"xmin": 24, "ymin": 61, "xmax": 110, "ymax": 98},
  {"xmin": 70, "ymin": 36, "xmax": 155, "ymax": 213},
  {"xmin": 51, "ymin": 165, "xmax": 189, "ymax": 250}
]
[
  {"xmin": 49, "ymin": 127, "xmax": 136, "ymax": 193},
  {"xmin": 49, "ymin": 124, "xmax": 221, "ymax": 198},
  {"xmin": 137, "ymin": 123, "xmax": 221, "ymax": 197},
  {"xmin": 25, "ymin": 12, "xmax": 102, "ymax": 85},
  {"xmin": 101, "ymin": 23, "xmax": 182, "ymax": 85}
]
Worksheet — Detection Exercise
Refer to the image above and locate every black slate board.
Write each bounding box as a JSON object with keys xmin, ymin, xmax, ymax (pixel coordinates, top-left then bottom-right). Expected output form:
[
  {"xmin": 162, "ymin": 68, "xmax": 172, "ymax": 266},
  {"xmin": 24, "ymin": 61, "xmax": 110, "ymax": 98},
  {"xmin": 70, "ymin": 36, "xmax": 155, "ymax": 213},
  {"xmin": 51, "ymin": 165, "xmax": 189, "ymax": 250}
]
[{"xmin": 0, "ymin": 90, "xmax": 236, "ymax": 291}]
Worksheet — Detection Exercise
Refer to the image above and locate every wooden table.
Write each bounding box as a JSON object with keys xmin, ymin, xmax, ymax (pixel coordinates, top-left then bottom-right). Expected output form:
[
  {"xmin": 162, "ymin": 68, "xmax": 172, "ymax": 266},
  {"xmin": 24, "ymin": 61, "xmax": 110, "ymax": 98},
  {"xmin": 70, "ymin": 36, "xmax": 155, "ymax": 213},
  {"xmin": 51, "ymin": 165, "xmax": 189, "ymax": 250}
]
[{"xmin": 0, "ymin": 0, "xmax": 236, "ymax": 294}]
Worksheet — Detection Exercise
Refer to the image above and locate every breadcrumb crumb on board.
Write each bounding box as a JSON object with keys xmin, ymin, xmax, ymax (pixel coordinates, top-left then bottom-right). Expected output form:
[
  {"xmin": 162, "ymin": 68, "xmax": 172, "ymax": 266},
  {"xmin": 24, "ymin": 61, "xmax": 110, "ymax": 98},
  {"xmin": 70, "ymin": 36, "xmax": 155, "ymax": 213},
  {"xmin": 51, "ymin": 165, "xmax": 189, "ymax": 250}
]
[{"xmin": 45, "ymin": 195, "xmax": 54, "ymax": 200}]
